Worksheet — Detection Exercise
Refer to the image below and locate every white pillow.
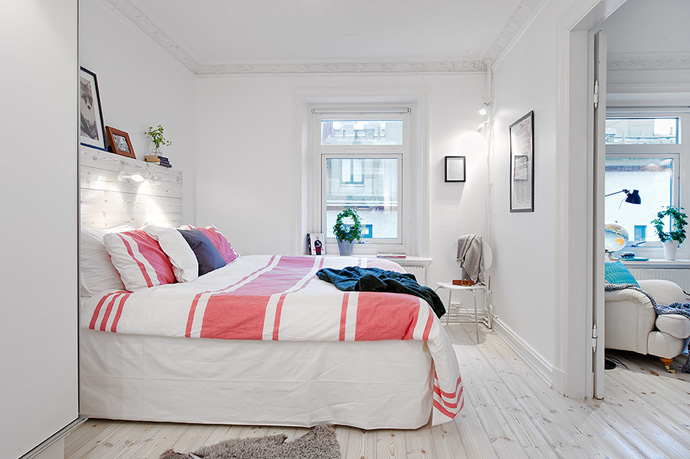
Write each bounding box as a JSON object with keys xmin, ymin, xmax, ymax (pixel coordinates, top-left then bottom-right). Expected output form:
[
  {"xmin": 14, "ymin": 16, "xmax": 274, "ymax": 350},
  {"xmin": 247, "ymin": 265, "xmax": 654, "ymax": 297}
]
[
  {"xmin": 145, "ymin": 225, "xmax": 199, "ymax": 283},
  {"xmin": 80, "ymin": 225, "xmax": 133, "ymax": 297}
]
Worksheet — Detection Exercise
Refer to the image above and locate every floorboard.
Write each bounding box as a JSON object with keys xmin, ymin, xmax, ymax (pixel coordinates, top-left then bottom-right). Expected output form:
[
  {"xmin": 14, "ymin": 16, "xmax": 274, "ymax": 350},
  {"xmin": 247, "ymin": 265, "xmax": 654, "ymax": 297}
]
[{"xmin": 65, "ymin": 324, "xmax": 690, "ymax": 458}]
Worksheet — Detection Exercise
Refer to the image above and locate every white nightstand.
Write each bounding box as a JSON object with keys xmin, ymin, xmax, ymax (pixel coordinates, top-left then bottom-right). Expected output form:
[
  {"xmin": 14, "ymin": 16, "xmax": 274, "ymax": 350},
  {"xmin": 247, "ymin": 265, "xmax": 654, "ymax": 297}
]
[{"xmin": 436, "ymin": 282, "xmax": 490, "ymax": 341}]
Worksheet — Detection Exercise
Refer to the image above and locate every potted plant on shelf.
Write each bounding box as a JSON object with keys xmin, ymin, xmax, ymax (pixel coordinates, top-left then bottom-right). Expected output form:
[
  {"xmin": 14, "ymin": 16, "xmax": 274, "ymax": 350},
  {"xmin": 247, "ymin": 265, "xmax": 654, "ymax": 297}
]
[
  {"xmin": 651, "ymin": 205, "xmax": 687, "ymax": 261},
  {"xmin": 144, "ymin": 124, "xmax": 172, "ymax": 162},
  {"xmin": 333, "ymin": 207, "xmax": 362, "ymax": 256}
]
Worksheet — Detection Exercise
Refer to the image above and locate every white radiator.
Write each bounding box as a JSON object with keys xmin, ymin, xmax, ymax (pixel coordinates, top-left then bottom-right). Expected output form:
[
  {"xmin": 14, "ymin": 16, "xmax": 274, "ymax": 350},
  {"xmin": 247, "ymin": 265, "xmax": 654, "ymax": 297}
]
[{"xmin": 628, "ymin": 269, "xmax": 690, "ymax": 292}]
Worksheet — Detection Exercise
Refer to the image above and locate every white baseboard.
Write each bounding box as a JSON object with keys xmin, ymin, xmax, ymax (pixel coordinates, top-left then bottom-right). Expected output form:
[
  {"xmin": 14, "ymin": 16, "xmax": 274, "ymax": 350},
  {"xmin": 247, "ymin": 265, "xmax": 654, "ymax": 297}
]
[{"xmin": 492, "ymin": 317, "xmax": 554, "ymax": 388}]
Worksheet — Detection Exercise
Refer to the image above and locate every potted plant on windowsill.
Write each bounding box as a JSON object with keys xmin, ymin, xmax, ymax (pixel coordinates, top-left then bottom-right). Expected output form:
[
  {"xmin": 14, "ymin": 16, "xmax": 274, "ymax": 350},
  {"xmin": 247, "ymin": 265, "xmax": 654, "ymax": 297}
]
[
  {"xmin": 651, "ymin": 205, "xmax": 687, "ymax": 261},
  {"xmin": 333, "ymin": 207, "xmax": 362, "ymax": 256}
]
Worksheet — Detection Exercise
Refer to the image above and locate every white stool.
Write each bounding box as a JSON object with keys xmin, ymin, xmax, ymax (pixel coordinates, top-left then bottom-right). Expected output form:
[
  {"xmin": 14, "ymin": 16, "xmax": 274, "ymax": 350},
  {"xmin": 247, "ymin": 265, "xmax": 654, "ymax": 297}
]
[{"xmin": 436, "ymin": 282, "xmax": 489, "ymax": 342}]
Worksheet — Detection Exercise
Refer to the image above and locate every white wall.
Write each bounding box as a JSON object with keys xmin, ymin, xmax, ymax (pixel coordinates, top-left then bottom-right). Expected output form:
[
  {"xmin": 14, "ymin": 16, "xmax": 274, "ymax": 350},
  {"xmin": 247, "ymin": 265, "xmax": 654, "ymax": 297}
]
[
  {"xmin": 194, "ymin": 74, "xmax": 488, "ymax": 285},
  {"xmin": 80, "ymin": 0, "xmax": 196, "ymax": 223},
  {"xmin": 488, "ymin": 0, "xmax": 609, "ymax": 381},
  {"xmin": 0, "ymin": 0, "xmax": 79, "ymax": 457}
]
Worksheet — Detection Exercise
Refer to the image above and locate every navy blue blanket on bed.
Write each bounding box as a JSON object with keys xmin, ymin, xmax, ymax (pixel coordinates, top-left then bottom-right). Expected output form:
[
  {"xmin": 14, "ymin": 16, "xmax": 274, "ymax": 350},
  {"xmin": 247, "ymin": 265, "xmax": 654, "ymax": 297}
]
[{"xmin": 316, "ymin": 266, "xmax": 446, "ymax": 318}]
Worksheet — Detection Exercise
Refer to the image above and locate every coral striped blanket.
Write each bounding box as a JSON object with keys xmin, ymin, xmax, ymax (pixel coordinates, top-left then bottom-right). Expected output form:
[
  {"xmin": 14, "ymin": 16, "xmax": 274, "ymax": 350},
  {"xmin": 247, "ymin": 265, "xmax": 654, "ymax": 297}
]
[{"xmin": 81, "ymin": 255, "xmax": 463, "ymax": 424}]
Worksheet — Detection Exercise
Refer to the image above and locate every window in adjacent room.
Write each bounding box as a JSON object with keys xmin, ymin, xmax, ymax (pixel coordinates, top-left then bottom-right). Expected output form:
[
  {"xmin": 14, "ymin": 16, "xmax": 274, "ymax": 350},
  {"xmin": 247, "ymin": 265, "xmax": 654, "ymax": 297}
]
[
  {"xmin": 311, "ymin": 107, "xmax": 418, "ymax": 254},
  {"xmin": 605, "ymin": 113, "xmax": 686, "ymax": 245}
]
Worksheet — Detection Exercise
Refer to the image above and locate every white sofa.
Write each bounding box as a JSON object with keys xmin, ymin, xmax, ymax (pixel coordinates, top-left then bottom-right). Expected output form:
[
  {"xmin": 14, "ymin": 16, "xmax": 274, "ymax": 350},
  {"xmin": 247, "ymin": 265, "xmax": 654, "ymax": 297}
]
[{"xmin": 605, "ymin": 279, "xmax": 690, "ymax": 372}]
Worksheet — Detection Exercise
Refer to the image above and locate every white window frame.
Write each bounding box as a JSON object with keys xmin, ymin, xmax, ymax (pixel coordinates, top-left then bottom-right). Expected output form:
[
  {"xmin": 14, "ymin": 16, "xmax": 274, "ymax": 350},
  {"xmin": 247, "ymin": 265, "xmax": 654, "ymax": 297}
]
[
  {"xmin": 606, "ymin": 109, "xmax": 689, "ymax": 254},
  {"xmin": 309, "ymin": 105, "xmax": 417, "ymax": 255}
]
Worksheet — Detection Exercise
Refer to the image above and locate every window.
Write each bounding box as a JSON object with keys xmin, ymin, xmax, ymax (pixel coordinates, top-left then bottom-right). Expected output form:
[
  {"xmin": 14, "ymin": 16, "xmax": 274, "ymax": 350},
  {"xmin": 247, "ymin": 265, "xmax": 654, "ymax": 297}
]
[
  {"xmin": 310, "ymin": 107, "xmax": 418, "ymax": 254},
  {"xmin": 605, "ymin": 113, "xmax": 686, "ymax": 246}
]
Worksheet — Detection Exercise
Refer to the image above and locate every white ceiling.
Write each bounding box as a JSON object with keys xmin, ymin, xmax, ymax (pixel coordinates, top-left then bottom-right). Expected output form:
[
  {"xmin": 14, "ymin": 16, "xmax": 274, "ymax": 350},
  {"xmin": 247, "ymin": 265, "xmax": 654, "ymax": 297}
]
[{"xmin": 108, "ymin": 0, "xmax": 539, "ymax": 74}]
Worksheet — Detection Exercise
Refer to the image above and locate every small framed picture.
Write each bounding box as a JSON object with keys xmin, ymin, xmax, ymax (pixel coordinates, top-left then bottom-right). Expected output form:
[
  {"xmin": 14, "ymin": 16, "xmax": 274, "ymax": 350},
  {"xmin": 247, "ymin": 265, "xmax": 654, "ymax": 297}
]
[
  {"xmin": 445, "ymin": 156, "xmax": 466, "ymax": 182},
  {"xmin": 307, "ymin": 233, "xmax": 326, "ymax": 255},
  {"xmin": 105, "ymin": 126, "xmax": 136, "ymax": 159},
  {"xmin": 79, "ymin": 67, "xmax": 106, "ymax": 150}
]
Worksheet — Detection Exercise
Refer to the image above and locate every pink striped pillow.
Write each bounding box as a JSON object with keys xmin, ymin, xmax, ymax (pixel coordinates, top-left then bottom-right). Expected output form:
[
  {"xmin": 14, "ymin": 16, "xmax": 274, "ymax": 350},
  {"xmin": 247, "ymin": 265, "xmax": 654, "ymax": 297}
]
[
  {"xmin": 184, "ymin": 225, "xmax": 239, "ymax": 264},
  {"xmin": 103, "ymin": 229, "xmax": 176, "ymax": 291}
]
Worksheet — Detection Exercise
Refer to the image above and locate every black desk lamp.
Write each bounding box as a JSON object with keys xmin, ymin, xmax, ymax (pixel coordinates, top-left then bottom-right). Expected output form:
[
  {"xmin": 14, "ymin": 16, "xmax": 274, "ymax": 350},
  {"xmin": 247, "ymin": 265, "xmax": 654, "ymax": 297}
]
[{"xmin": 605, "ymin": 189, "xmax": 641, "ymax": 204}]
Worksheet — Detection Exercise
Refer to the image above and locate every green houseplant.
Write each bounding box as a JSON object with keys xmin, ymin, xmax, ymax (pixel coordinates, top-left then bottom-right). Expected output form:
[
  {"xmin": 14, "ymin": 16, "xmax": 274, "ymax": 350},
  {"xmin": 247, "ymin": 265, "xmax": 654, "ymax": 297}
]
[
  {"xmin": 651, "ymin": 205, "xmax": 687, "ymax": 260},
  {"xmin": 144, "ymin": 124, "xmax": 172, "ymax": 154},
  {"xmin": 333, "ymin": 207, "xmax": 362, "ymax": 256}
]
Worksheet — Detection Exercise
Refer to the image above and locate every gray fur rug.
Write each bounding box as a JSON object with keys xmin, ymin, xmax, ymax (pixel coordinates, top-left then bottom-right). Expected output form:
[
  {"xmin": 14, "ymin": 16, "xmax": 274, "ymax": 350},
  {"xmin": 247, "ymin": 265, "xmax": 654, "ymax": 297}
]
[{"xmin": 159, "ymin": 424, "xmax": 340, "ymax": 459}]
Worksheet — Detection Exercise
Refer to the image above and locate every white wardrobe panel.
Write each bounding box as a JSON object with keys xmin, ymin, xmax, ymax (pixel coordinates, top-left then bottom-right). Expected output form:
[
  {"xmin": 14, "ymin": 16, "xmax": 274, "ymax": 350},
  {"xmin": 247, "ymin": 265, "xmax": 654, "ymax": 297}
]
[{"xmin": 0, "ymin": 1, "xmax": 79, "ymax": 457}]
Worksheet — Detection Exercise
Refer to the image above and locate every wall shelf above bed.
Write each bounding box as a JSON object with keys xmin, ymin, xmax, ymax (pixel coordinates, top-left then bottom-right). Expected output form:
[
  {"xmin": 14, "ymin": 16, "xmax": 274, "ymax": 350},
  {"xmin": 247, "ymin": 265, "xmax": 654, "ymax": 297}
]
[{"xmin": 80, "ymin": 147, "xmax": 183, "ymax": 229}]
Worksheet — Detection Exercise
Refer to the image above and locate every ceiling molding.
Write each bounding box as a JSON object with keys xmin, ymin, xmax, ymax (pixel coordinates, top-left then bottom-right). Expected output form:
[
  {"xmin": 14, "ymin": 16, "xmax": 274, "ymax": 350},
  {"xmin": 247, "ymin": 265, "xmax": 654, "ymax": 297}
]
[
  {"xmin": 106, "ymin": 0, "xmax": 202, "ymax": 73},
  {"xmin": 196, "ymin": 60, "xmax": 487, "ymax": 75},
  {"xmin": 107, "ymin": 0, "xmax": 486, "ymax": 75},
  {"xmin": 608, "ymin": 52, "xmax": 690, "ymax": 71},
  {"xmin": 482, "ymin": 0, "xmax": 545, "ymax": 67}
]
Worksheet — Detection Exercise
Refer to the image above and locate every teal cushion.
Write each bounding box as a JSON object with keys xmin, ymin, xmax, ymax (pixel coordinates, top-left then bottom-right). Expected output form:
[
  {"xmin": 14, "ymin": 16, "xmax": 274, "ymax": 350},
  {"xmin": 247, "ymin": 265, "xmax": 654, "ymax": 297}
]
[{"xmin": 604, "ymin": 261, "xmax": 639, "ymax": 286}]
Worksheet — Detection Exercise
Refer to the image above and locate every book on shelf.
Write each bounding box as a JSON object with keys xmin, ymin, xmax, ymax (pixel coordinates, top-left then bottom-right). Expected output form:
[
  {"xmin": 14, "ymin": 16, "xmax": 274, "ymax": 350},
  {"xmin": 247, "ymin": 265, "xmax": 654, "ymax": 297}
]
[
  {"xmin": 144, "ymin": 155, "xmax": 160, "ymax": 162},
  {"xmin": 158, "ymin": 155, "xmax": 172, "ymax": 167},
  {"xmin": 376, "ymin": 252, "xmax": 407, "ymax": 258}
]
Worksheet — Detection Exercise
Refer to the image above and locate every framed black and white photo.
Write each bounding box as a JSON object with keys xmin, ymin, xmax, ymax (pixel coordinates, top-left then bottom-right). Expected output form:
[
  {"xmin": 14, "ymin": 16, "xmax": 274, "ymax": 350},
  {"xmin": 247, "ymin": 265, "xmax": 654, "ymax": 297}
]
[
  {"xmin": 105, "ymin": 126, "xmax": 136, "ymax": 159},
  {"xmin": 509, "ymin": 111, "xmax": 534, "ymax": 212},
  {"xmin": 444, "ymin": 156, "xmax": 466, "ymax": 182},
  {"xmin": 79, "ymin": 67, "xmax": 106, "ymax": 150}
]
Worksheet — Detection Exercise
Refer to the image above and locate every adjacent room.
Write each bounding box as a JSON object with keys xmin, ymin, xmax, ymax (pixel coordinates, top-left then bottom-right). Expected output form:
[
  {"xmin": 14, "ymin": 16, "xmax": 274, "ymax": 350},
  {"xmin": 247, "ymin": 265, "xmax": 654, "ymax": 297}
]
[{"xmin": 2, "ymin": 0, "xmax": 689, "ymax": 458}]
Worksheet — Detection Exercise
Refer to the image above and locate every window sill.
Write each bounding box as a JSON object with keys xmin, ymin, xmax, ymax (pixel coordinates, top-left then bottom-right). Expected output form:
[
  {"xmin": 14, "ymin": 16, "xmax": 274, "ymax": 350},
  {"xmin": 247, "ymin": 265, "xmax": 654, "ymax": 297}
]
[
  {"xmin": 621, "ymin": 259, "xmax": 690, "ymax": 269},
  {"xmin": 319, "ymin": 254, "xmax": 432, "ymax": 267}
]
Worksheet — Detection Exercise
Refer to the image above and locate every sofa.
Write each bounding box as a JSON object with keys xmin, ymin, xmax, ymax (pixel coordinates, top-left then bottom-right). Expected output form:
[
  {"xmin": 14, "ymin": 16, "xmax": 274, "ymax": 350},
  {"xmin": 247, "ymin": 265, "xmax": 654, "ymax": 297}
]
[{"xmin": 605, "ymin": 279, "xmax": 690, "ymax": 372}]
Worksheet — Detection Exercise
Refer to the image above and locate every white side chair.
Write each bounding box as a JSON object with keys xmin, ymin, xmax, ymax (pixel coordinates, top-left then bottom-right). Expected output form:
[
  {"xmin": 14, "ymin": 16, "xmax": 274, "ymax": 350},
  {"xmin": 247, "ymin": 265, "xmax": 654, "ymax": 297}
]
[{"xmin": 437, "ymin": 240, "xmax": 493, "ymax": 341}]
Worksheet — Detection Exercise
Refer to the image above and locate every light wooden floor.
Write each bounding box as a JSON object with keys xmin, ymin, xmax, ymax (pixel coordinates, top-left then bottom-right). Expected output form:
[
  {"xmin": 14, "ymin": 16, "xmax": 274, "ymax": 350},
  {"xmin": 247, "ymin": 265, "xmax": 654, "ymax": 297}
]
[{"xmin": 65, "ymin": 324, "xmax": 690, "ymax": 458}]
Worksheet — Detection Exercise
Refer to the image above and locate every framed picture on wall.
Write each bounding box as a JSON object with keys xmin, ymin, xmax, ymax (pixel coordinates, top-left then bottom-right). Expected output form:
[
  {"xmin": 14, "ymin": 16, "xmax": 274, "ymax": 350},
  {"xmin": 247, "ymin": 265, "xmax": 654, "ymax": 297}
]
[
  {"xmin": 79, "ymin": 67, "xmax": 106, "ymax": 150},
  {"xmin": 105, "ymin": 126, "xmax": 136, "ymax": 159},
  {"xmin": 509, "ymin": 111, "xmax": 534, "ymax": 212},
  {"xmin": 444, "ymin": 156, "xmax": 466, "ymax": 182}
]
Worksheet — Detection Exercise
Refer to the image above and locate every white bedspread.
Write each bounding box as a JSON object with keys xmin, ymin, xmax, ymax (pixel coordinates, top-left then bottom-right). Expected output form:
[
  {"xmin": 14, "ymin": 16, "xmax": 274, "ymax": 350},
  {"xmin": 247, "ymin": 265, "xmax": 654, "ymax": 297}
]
[{"xmin": 81, "ymin": 255, "xmax": 463, "ymax": 424}]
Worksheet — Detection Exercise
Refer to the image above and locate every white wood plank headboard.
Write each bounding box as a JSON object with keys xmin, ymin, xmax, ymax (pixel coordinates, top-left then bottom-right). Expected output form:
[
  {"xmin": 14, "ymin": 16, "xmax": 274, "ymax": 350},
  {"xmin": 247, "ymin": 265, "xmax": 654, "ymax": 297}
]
[{"xmin": 80, "ymin": 148, "xmax": 183, "ymax": 228}]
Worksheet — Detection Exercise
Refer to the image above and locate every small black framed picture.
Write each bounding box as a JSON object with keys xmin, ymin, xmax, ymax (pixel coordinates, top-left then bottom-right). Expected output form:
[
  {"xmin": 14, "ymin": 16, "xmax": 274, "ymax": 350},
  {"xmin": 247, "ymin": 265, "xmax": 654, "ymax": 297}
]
[
  {"xmin": 444, "ymin": 156, "xmax": 466, "ymax": 182},
  {"xmin": 79, "ymin": 67, "xmax": 106, "ymax": 150}
]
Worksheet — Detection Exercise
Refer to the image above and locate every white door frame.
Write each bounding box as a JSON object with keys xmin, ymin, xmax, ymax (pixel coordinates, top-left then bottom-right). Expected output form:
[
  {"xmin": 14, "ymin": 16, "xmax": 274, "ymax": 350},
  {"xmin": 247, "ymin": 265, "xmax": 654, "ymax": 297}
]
[{"xmin": 554, "ymin": 0, "xmax": 627, "ymax": 398}]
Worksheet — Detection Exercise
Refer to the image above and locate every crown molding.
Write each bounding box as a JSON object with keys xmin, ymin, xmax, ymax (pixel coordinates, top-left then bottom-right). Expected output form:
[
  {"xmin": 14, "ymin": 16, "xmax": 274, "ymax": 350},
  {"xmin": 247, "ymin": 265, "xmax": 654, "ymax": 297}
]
[
  {"xmin": 107, "ymin": 0, "xmax": 486, "ymax": 75},
  {"xmin": 608, "ymin": 52, "xmax": 690, "ymax": 71},
  {"xmin": 196, "ymin": 60, "xmax": 486, "ymax": 75},
  {"xmin": 106, "ymin": 0, "xmax": 202, "ymax": 73},
  {"xmin": 482, "ymin": 0, "xmax": 545, "ymax": 67}
]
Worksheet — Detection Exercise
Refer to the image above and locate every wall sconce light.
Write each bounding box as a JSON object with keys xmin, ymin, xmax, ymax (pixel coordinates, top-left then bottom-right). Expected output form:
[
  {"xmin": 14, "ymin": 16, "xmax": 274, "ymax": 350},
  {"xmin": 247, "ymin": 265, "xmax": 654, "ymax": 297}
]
[
  {"xmin": 478, "ymin": 102, "xmax": 490, "ymax": 116},
  {"xmin": 477, "ymin": 120, "xmax": 492, "ymax": 132},
  {"xmin": 117, "ymin": 170, "xmax": 145, "ymax": 183}
]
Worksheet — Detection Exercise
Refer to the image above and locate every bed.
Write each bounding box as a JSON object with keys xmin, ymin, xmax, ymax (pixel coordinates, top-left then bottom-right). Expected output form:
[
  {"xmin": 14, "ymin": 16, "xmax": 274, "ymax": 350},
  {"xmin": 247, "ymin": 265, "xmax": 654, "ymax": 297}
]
[
  {"xmin": 78, "ymin": 149, "xmax": 463, "ymax": 429},
  {"xmin": 79, "ymin": 254, "xmax": 463, "ymax": 429}
]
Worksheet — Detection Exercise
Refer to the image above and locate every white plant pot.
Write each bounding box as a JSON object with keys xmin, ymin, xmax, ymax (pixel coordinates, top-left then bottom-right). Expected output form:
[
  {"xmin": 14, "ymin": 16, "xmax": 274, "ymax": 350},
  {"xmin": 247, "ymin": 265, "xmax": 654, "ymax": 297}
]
[{"xmin": 663, "ymin": 240, "xmax": 679, "ymax": 260}]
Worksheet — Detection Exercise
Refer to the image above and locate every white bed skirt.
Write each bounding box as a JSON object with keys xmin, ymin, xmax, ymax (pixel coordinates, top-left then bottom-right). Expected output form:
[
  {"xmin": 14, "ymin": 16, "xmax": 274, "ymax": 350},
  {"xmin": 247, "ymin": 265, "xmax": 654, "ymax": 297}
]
[{"xmin": 80, "ymin": 329, "xmax": 434, "ymax": 429}]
